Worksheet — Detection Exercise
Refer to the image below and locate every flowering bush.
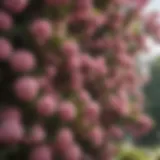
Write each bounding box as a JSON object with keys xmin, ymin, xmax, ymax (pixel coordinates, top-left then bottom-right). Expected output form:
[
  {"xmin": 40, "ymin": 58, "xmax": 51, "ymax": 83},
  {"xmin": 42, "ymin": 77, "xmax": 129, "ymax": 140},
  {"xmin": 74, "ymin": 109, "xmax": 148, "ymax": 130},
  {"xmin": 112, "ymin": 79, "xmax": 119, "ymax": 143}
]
[{"xmin": 0, "ymin": 0, "xmax": 158, "ymax": 159}]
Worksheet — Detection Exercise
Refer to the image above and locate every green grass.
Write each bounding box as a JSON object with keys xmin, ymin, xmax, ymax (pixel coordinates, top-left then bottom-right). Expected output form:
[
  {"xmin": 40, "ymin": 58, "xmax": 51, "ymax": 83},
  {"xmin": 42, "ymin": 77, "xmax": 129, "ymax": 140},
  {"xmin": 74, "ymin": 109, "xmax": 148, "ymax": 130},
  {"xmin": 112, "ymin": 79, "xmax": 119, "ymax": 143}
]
[{"xmin": 116, "ymin": 142, "xmax": 160, "ymax": 160}]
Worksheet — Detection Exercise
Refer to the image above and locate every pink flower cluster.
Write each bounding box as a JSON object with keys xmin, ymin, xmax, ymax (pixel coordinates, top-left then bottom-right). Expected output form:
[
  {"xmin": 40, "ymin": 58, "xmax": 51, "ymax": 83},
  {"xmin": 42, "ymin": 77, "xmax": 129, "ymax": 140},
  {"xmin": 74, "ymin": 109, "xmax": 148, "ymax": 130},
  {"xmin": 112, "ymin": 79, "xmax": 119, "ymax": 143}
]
[{"xmin": 0, "ymin": 0, "xmax": 157, "ymax": 159}]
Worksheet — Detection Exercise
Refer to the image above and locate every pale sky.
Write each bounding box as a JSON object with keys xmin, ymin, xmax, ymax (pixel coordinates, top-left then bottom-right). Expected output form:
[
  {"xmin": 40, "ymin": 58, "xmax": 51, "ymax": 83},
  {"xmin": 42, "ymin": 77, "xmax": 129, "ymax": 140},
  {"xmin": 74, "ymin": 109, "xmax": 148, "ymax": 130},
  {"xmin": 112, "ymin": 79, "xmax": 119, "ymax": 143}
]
[
  {"xmin": 137, "ymin": 0, "xmax": 160, "ymax": 74},
  {"xmin": 145, "ymin": 0, "xmax": 160, "ymax": 12},
  {"xmin": 143, "ymin": 0, "xmax": 160, "ymax": 60}
]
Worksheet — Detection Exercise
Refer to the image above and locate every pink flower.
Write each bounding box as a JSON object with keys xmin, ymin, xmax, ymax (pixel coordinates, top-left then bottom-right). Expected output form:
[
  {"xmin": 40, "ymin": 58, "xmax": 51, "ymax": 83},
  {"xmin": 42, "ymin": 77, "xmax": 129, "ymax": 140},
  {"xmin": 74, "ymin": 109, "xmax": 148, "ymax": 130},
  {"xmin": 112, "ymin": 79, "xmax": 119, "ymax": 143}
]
[
  {"xmin": 3, "ymin": 0, "xmax": 28, "ymax": 13},
  {"xmin": 138, "ymin": 115, "xmax": 153, "ymax": 132},
  {"xmin": 29, "ymin": 145, "xmax": 52, "ymax": 160},
  {"xmin": 56, "ymin": 128, "xmax": 74, "ymax": 152},
  {"xmin": 9, "ymin": 49, "xmax": 36, "ymax": 72},
  {"xmin": 116, "ymin": 53, "xmax": 133, "ymax": 68},
  {"xmin": 93, "ymin": 57, "xmax": 107, "ymax": 76},
  {"xmin": 29, "ymin": 19, "xmax": 52, "ymax": 45},
  {"xmin": 14, "ymin": 76, "xmax": 39, "ymax": 101},
  {"xmin": 62, "ymin": 40, "xmax": 79, "ymax": 57},
  {"xmin": 108, "ymin": 126, "xmax": 124, "ymax": 140},
  {"xmin": 88, "ymin": 126, "xmax": 104, "ymax": 146},
  {"xmin": 109, "ymin": 95, "xmax": 129, "ymax": 117},
  {"xmin": 64, "ymin": 144, "xmax": 82, "ymax": 160},
  {"xmin": 28, "ymin": 124, "xmax": 46, "ymax": 144},
  {"xmin": 0, "ymin": 38, "xmax": 12, "ymax": 60},
  {"xmin": 45, "ymin": 65, "xmax": 57, "ymax": 79},
  {"xmin": 36, "ymin": 95, "xmax": 57, "ymax": 116},
  {"xmin": 0, "ymin": 11, "xmax": 13, "ymax": 30},
  {"xmin": 105, "ymin": 78, "xmax": 116, "ymax": 89},
  {"xmin": 67, "ymin": 55, "xmax": 81, "ymax": 70},
  {"xmin": 84, "ymin": 101, "xmax": 100, "ymax": 122},
  {"xmin": 0, "ymin": 107, "xmax": 21, "ymax": 121},
  {"xmin": 75, "ymin": 0, "xmax": 92, "ymax": 10},
  {"xmin": 70, "ymin": 71, "xmax": 83, "ymax": 91},
  {"xmin": 0, "ymin": 120, "xmax": 24, "ymax": 144},
  {"xmin": 78, "ymin": 90, "xmax": 91, "ymax": 102},
  {"xmin": 135, "ymin": 0, "xmax": 149, "ymax": 9},
  {"xmin": 58, "ymin": 101, "xmax": 76, "ymax": 122}
]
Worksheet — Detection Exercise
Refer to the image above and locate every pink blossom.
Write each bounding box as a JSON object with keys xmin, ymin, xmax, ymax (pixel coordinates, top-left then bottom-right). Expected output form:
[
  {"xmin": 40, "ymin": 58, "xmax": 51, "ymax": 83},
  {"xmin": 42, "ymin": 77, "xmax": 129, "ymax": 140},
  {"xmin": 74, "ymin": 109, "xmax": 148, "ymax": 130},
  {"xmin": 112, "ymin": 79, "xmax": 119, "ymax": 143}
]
[
  {"xmin": 88, "ymin": 126, "xmax": 104, "ymax": 146},
  {"xmin": 75, "ymin": 0, "xmax": 93, "ymax": 10},
  {"xmin": 29, "ymin": 145, "xmax": 52, "ymax": 160},
  {"xmin": 14, "ymin": 76, "xmax": 39, "ymax": 101},
  {"xmin": 30, "ymin": 19, "xmax": 52, "ymax": 45},
  {"xmin": 0, "ymin": 11, "xmax": 13, "ymax": 30},
  {"xmin": 64, "ymin": 144, "xmax": 82, "ymax": 160},
  {"xmin": 62, "ymin": 40, "xmax": 79, "ymax": 57},
  {"xmin": 9, "ymin": 49, "xmax": 36, "ymax": 72},
  {"xmin": 3, "ymin": 0, "xmax": 28, "ymax": 13},
  {"xmin": 108, "ymin": 126, "xmax": 124, "ymax": 140},
  {"xmin": 36, "ymin": 95, "xmax": 57, "ymax": 116},
  {"xmin": 45, "ymin": 65, "xmax": 57, "ymax": 79},
  {"xmin": 58, "ymin": 101, "xmax": 76, "ymax": 122},
  {"xmin": 0, "ymin": 107, "xmax": 21, "ymax": 121},
  {"xmin": 56, "ymin": 128, "xmax": 74, "ymax": 152},
  {"xmin": 70, "ymin": 71, "xmax": 83, "ymax": 91},
  {"xmin": 84, "ymin": 101, "xmax": 100, "ymax": 122},
  {"xmin": 93, "ymin": 57, "xmax": 107, "ymax": 76},
  {"xmin": 138, "ymin": 114, "xmax": 153, "ymax": 133},
  {"xmin": 0, "ymin": 38, "xmax": 12, "ymax": 60},
  {"xmin": 0, "ymin": 120, "xmax": 24, "ymax": 144},
  {"xmin": 28, "ymin": 124, "xmax": 46, "ymax": 144}
]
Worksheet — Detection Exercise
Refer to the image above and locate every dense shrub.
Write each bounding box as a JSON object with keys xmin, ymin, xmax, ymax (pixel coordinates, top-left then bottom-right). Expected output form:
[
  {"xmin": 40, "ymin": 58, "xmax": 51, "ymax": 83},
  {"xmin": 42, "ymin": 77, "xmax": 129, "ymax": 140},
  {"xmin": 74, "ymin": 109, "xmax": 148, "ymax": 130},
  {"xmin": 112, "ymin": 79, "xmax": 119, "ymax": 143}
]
[{"xmin": 0, "ymin": 0, "xmax": 158, "ymax": 160}]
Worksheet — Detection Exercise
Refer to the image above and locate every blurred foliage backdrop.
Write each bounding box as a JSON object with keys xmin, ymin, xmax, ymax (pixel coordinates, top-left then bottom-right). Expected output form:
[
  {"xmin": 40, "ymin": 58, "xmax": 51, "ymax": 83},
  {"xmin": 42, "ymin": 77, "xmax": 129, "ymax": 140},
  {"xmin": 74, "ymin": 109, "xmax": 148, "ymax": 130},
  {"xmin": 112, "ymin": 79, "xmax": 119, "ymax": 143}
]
[{"xmin": 136, "ymin": 57, "xmax": 160, "ymax": 146}]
